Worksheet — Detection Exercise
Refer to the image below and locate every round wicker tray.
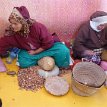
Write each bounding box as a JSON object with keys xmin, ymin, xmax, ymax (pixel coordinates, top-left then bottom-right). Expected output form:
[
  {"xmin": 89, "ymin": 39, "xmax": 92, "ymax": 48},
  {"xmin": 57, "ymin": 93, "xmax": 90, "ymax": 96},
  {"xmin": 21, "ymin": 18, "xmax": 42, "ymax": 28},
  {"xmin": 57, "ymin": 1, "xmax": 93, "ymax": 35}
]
[{"xmin": 44, "ymin": 76, "xmax": 69, "ymax": 96}]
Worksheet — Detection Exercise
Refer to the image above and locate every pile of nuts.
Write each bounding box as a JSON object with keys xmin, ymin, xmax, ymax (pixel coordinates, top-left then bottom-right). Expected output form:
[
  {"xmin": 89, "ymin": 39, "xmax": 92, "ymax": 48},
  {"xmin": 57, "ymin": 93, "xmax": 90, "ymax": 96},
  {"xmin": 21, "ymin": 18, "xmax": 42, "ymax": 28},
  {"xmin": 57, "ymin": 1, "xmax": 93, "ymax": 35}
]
[{"xmin": 17, "ymin": 66, "xmax": 45, "ymax": 91}]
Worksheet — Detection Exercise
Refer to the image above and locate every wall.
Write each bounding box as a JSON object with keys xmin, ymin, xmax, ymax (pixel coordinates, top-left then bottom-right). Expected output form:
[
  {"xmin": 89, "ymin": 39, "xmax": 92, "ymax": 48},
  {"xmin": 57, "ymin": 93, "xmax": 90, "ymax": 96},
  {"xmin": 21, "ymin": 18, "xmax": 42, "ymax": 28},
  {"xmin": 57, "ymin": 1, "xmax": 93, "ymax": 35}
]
[
  {"xmin": 0, "ymin": 0, "xmax": 101, "ymax": 41},
  {"xmin": 100, "ymin": 0, "xmax": 107, "ymax": 12}
]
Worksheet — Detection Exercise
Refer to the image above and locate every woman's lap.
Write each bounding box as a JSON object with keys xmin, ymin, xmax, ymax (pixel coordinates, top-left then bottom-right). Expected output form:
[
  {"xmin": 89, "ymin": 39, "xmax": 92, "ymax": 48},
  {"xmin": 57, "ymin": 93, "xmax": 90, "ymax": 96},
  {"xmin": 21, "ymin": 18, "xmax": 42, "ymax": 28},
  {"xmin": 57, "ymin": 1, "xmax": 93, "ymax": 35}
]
[{"xmin": 18, "ymin": 42, "xmax": 70, "ymax": 68}]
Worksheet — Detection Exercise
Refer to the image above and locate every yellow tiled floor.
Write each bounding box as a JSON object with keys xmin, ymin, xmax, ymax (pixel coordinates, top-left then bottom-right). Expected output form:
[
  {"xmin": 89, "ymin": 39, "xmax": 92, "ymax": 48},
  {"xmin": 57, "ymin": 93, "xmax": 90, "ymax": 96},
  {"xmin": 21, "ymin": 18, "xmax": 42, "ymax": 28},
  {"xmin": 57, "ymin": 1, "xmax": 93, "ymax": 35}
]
[{"xmin": 0, "ymin": 58, "xmax": 107, "ymax": 107}]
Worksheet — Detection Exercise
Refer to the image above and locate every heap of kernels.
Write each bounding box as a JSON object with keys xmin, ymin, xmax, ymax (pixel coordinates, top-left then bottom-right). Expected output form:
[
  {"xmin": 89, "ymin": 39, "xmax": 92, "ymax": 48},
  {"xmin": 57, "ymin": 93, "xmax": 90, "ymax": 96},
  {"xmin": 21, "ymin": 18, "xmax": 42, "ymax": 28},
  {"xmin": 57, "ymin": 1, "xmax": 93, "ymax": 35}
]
[{"xmin": 17, "ymin": 66, "xmax": 45, "ymax": 91}]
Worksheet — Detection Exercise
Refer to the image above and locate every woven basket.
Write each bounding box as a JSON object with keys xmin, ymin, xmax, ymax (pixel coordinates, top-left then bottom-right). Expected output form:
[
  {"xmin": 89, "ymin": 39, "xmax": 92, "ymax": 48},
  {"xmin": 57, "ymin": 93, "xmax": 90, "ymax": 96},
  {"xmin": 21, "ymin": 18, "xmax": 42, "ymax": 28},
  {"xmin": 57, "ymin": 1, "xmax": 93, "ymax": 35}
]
[{"xmin": 71, "ymin": 62, "xmax": 106, "ymax": 96}]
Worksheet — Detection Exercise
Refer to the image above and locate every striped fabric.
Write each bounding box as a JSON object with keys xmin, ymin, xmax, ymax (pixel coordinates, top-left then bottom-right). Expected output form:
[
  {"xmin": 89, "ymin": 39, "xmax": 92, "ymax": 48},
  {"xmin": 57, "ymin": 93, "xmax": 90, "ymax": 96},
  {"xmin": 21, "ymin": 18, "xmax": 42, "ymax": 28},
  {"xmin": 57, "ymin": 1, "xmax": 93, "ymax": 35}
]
[{"xmin": 93, "ymin": 48, "xmax": 103, "ymax": 55}]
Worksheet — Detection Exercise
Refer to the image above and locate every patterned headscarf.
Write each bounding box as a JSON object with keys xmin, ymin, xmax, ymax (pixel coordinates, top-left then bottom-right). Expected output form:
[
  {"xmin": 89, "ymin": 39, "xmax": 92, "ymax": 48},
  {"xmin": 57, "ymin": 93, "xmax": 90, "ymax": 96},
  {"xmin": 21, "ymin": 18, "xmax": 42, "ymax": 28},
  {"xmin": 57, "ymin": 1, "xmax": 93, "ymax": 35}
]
[{"xmin": 5, "ymin": 6, "xmax": 35, "ymax": 37}]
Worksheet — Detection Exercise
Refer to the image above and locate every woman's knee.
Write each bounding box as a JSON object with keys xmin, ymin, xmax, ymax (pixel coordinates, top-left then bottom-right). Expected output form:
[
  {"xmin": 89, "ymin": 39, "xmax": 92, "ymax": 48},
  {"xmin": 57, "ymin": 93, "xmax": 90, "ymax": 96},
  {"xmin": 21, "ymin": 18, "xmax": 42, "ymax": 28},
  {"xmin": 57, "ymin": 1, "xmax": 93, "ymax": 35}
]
[
  {"xmin": 54, "ymin": 49, "xmax": 70, "ymax": 67},
  {"xmin": 57, "ymin": 46, "xmax": 70, "ymax": 57}
]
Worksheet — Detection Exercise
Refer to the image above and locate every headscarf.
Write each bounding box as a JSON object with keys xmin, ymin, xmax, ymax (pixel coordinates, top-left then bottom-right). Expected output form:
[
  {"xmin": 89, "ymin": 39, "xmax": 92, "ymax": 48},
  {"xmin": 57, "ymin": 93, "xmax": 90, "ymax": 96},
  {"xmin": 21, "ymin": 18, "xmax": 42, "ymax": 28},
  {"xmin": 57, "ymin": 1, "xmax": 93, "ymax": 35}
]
[
  {"xmin": 90, "ymin": 11, "xmax": 107, "ymax": 32},
  {"xmin": 5, "ymin": 6, "xmax": 35, "ymax": 37}
]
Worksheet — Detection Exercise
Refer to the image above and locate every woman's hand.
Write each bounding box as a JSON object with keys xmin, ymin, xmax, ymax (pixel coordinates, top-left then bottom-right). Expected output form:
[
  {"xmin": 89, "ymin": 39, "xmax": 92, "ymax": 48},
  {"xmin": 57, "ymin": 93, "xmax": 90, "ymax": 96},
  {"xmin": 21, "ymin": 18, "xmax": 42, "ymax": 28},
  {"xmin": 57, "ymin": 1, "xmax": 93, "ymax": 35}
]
[
  {"xmin": 28, "ymin": 50, "xmax": 36, "ymax": 55},
  {"xmin": 83, "ymin": 50, "xmax": 96, "ymax": 56},
  {"xmin": 28, "ymin": 48, "xmax": 44, "ymax": 55}
]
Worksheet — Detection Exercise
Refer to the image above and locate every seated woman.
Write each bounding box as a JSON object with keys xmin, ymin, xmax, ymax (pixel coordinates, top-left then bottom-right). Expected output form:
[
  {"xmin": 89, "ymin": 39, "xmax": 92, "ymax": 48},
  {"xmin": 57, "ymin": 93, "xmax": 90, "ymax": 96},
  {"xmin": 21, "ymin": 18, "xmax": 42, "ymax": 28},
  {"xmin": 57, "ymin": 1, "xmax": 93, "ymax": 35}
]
[
  {"xmin": 73, "ymin": 11, "xmax": 107, "ymax": 63},
  {"xmin": 0, "ymin": 6, "xmax": 71, "ymax": 68}
]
